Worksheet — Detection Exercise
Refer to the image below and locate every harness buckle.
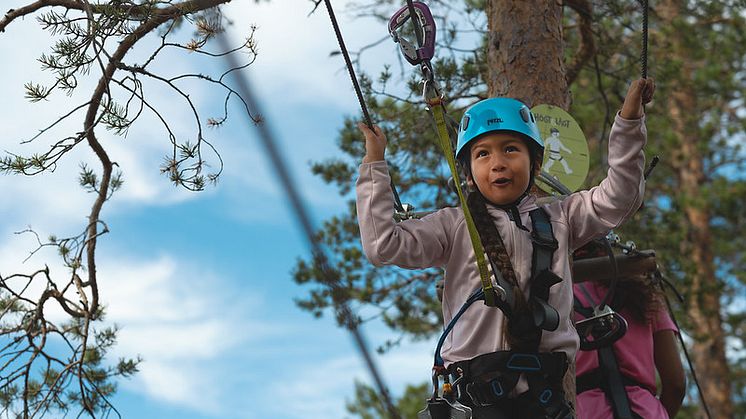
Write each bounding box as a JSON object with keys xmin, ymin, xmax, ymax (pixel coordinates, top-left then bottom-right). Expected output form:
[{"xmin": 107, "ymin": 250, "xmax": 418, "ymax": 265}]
[
  {"xmin": 576, "ymin": 305, "xmax": 628, "ymax": 351},
  {"xmin": 394, "ymin": 203, "xmax": 417, "ymax": 221},
  {"xmin": 506, "ymin": 353, "xmax": 542, "ymax": 372}
]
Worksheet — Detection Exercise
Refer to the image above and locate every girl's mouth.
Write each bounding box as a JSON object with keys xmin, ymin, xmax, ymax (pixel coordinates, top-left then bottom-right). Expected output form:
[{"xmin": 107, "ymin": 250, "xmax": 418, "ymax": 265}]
[{"xmin": 493, "ymin": 178, "xmax": 511, "ymax": 185}]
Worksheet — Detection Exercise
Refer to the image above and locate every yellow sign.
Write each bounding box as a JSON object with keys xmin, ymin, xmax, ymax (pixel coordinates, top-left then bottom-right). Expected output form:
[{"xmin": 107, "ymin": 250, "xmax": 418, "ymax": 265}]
[{"xmin": 531, "ymin": 104, "xmax": 589, "ymax": 193}]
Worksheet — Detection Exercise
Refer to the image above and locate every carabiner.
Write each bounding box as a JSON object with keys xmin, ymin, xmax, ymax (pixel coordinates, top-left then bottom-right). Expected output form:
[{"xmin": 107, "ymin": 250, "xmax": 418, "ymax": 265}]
[
  {"xmin": 422, "ymin": 78, "xmax": 444, "ymax": 107},
  {"xmin": 576, "ymin": 305, "xmax": 628, "ymax": 351},
  {"xmin": 388, "ymin": 1, "xmax": 436, "ymax": 65}
]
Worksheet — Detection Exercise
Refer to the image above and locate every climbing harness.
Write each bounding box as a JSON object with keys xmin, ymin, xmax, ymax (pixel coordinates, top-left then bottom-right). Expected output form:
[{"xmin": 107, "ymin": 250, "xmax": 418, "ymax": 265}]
[
  {"xmin": 417, "ymin": 204, "xmax": 573, "ymax": 419},
  {"xmin": 321, "ymin": 0, "xmax": 413, "ymax": 221},
  {"xmin": 574, "ymin": 280, "xmax": 639, "ymax": 419}
]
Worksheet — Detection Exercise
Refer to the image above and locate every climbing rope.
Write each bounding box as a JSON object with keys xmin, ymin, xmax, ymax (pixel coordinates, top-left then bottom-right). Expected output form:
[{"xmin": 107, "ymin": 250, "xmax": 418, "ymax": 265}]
[
  {"xmin": 321, "ymin": 0, "xmax": 409, "ymax": 217},
  {"xmin": 216, "ymin": 32, "xmax": 402, "ymax": 419},
  {"xmin": 635, "ymin": 5, "xmax": 710, "ymax": 413},
  {"xmin": 640, "ymin": 0, "xmax": 648, "ymax": 78}
]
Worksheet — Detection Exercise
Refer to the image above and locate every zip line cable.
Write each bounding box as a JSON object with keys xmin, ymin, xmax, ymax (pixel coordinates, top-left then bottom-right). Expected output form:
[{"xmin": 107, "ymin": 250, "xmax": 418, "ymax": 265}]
[
  {"xmin": 321, "ymin": 0, "xmax": 407, "ymax": 215},
  {"xmin": 405, "ymin": 0, "xmax": 424, "ymax": 50},
  {"xmin": 640, "ymin": 0, "xmax": 649, "ymax": 79},
  {"xmin": 216, "ymin": 33, "xmax": 402, "ymax": 419},
  {"xmin": 656, "ymin": 271, "xmax": 713, "ymax": 419},
  {"xmin": 635, "ymin": 2, "xmax": 710, "ymax": 415}
]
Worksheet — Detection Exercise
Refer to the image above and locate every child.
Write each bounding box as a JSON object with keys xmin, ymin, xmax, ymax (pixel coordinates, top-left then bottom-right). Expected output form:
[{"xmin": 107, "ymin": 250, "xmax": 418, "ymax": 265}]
[
  {"xmin": 356, "ymin": 79, "xmax": 655, "ymax": 418},
  {"xmin": 574, "ymin": 274, "xmax": 685, "ymax": 418}
]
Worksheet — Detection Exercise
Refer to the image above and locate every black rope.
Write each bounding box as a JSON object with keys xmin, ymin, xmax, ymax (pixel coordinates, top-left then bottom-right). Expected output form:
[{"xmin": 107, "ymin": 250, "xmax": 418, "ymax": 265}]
[
  {"xmin": 322, "ymin": 0, "xmax": 372, "ymax": 128},
  {"xmin": 322, "ymin": 0, "xmax": 405, "ymax": 214},
  {"xmin": 216, "ymin": 34, "xmax": 402, "ymax": 419},
  {"xmin": 600, "ymin": 239, "xmax": 619, "ymax": 308},
  {"xmin": 640, "ymin": 0, "xmax": 649, "ymax": 79},
  {"xmin": 405, "ymin": 0, "xmax": 424, "ymax": 50},
  {"xmin": 656, "ymin": 271, "xmax": 713, "ymax": 419}
]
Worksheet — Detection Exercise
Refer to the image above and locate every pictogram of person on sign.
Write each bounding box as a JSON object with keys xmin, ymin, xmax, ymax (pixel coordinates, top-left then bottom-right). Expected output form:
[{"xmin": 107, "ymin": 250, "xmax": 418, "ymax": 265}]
[{"xmin": 543, "ymin": 127, "xmax": 573, "ymax": 174}]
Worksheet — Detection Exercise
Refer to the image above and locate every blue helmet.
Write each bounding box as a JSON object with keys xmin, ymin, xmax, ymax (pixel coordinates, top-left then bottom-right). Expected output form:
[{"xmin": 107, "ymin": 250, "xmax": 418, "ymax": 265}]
[{"xmin": 455, "ymin": 98, "xmax": 543, "ymax": 161}]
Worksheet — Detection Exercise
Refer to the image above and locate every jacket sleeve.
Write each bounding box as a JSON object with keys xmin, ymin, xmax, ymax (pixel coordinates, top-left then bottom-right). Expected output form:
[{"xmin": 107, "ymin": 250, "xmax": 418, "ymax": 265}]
[
  {"xmin": 356, "ymin": 161, "xmax": 453, "ymax": 269},
  {"xmin": 562, "ymin": 113, "xmax": 647, "ymax": 251}
]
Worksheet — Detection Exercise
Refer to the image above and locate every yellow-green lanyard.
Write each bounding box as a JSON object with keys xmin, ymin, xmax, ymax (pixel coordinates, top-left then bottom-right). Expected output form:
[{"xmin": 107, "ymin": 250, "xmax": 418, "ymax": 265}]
[{"xmin": 425, "ymin": 87, "xmax": 499, "ymax": 307}]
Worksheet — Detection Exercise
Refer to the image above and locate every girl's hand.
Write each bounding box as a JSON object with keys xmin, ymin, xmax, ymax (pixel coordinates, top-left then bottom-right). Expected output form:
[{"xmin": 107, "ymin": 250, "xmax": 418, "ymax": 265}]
[
  {"xmin": 620, "ymin": 78, "xmax": 656, "ymax": 119},
  {"xmin": 358, "ymin": 122, "xmax": 387, "ymax": 163}
]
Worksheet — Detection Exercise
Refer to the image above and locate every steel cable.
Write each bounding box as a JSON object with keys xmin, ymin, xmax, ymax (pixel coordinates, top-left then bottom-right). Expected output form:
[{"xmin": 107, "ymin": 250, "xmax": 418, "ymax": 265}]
[{"xmin": 217, "ymin": 32, "xmax": 402, "ymax": 419}]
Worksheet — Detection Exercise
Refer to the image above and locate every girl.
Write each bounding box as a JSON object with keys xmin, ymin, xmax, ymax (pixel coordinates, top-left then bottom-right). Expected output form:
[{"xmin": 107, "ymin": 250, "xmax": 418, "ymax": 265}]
[
  {"xmin": 573, "ymin": 273, "xmax": 686, "ymax": 418},
  {"xmin": 356, "ymin": 79, "xmax": 654, "ymax": 418}
]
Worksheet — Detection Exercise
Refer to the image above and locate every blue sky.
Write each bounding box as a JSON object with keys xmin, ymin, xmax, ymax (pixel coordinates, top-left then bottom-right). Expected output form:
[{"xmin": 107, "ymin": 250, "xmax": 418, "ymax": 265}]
[{"xmin": 0, "ymin": 1, "xmax": 438, "ymax": 418}]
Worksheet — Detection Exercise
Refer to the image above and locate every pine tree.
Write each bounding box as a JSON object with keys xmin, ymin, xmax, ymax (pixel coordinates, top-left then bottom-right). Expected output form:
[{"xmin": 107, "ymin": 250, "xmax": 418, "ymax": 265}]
[{"xmin": 0, "ymin": 1, "xmax": 255, "ymax": 416}]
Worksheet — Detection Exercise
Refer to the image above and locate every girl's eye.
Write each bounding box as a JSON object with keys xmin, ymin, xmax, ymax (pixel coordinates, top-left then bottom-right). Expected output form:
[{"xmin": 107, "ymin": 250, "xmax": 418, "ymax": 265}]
[
  {"xmin": 505, "ymin": 145, "xmax": 519, "ymax": 153},
  {"xmin": 475, "ymin": 150, "xmax": 488, "ymax": 158}
]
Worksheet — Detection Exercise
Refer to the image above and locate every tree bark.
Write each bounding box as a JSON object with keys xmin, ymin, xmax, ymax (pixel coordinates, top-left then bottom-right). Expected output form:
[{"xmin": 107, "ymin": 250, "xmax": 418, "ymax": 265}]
[
  {"xmin": 485, "ymin": 0, "xmax": 575, "ymax": 404},
  {"xmin": 658, "ymin": 1, "xmax": 733, "ymax": 417},
  {"xmin": 485, "ymin": 0, "xmax": 569, "ymax": 108}
]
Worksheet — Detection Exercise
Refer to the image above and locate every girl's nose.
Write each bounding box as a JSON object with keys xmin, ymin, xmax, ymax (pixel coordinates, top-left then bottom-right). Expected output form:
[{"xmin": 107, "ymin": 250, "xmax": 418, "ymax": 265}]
[{"xmin": 490, "ymin": 156, "xmax": 507, "ymax": 171}]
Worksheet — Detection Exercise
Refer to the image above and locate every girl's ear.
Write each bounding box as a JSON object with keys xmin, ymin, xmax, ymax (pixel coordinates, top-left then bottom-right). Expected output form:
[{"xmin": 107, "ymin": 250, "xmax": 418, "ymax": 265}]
[
  {"xmin": 533, "ymin": 157, "xmax": 543, "ymax": 176},
  {"xmin": 466, "ymin": 173, "xmax": 475, "ymax": 188}
]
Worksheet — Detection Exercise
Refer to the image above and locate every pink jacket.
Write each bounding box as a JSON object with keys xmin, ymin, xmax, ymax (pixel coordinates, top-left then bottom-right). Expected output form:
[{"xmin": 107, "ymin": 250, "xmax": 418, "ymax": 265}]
[{"xmin": 356, "ymin": 113, "xmax": 646, "ymax": 370}]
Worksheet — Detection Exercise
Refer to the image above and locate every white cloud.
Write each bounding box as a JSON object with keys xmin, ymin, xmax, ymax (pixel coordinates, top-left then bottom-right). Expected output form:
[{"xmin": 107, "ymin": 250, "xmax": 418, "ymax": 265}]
[
  {"xmin": 222, "ymin": 0, "xmax": 393, "ymax": 110},
  {"xmin": 98, "ymin": 254, "xmax": 282, "ymax": 415},
  {"xmin": 258, "ymin": 330, "xmax": 435, "ymax": 419}
]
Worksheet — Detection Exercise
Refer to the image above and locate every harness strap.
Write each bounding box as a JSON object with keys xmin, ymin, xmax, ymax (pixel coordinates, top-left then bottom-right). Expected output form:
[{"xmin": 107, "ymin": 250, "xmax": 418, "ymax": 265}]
[
  {"xmin": 448, "ymin": 350, "xmax": 572, "ymax": 417},
  {"xmin": 529, "ymin": 208, "xmax": 562, "ymax": 334},
  {"xmin": 574, "ymin": 284, "xmax": 637, "ymax": 419},
  {"xmin": 598, "ymin": 346, "xmax": 638, "ymax": 419}
]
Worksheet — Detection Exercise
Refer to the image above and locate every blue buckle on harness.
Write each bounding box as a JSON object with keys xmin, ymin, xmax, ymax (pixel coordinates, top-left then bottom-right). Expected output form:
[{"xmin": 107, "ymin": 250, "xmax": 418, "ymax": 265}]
[
  {"xmin": 506, "ymin": 353, "xmax": 541, "ymax": 372},
  {"xmin": 490, "ymin": 380, "xmax": 504, "ymax": 397},
  {"xmin": 539, "ymin": 389, "xmax": 553, "ymax": 404}
]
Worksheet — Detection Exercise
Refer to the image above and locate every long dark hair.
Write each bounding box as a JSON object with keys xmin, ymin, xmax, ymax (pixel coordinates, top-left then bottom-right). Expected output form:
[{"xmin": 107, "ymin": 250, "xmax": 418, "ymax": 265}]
[
  {"xmin": 574, "ymin": 240, "xmax": 664, "ymax": 324},
  {"xmin": 602, "ymin": 273, "xmax": 664, "ymax": 324}
]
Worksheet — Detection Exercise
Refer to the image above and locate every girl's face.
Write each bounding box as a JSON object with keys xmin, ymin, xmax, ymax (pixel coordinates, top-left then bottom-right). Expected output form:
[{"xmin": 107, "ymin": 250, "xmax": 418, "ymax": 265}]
[{"xmin": 467, "ymin": 133, "xmax": 533, "ymax": 206}]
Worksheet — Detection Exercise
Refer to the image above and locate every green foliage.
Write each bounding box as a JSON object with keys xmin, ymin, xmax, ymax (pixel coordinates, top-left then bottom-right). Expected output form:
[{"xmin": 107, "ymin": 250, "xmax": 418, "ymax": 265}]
[
  {"xmin": 1, "ymin": 0, "xmax": 252, "ymax": 417},
  {"xmin": 0, "ymin": 289, "xmax": 141, "ymax": 417},
  {"xmin": 345, "ymin": 381, "xmax": 429, "ymax": 419}
]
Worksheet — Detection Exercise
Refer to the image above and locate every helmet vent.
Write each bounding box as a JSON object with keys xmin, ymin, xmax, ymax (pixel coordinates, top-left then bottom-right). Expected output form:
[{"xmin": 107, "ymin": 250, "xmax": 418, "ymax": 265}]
[{"xmin": 520, "ymin": 107, "xmax": 531, "ymax": 123}]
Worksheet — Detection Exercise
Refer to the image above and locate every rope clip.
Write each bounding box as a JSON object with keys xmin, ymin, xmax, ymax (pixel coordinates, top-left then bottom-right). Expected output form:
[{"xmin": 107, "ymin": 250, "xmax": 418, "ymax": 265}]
[
  {"xmin": 394, "ymin": 203, "xmax": 417, "ymax": 221},
  {"xmin": 388, "ymin": 1, "xmax": 436, "ymax": 65},
  {"xmin": 576, "ymin": 304, "xmax": 628, "ymax": 351}
]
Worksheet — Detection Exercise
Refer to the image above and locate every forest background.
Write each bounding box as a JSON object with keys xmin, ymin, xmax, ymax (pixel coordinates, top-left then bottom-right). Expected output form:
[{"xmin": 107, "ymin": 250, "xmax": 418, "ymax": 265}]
[{"xmin": 0, "ymin": 0, "xmax": 743, "ymax": 418}]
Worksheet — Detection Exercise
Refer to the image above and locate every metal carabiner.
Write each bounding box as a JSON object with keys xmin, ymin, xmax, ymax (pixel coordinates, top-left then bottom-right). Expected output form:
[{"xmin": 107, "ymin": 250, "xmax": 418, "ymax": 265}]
[
  {"xmin": 422, "ymin": 77, "xmax": 444, "ymax": 108},
  {"xmin": 576, "ymin": 304, "xmax": 628, "ymax": 351},
  {"xmin": 388, "ymin": 1, "xmax": 436, "ymax": 65}
]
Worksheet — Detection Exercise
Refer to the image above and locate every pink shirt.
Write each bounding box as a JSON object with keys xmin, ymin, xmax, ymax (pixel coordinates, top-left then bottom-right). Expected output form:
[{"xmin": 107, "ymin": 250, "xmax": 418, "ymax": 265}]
[{"xmin": 573, "ymin": 281, "xmax": 677, "ymax": 418}]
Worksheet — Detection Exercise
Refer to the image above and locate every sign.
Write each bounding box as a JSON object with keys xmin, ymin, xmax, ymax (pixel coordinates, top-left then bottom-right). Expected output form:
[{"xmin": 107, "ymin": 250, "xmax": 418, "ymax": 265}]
[{"xmin": 531, "ymin": 104, "xmax": 589, "ymax": 194}]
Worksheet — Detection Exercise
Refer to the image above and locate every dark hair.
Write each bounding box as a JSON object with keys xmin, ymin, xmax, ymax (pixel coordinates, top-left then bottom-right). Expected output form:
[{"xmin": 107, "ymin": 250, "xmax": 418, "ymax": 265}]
[{"xmin": 603, "ymin": 274, "xmax": 664, "ymax": 324}]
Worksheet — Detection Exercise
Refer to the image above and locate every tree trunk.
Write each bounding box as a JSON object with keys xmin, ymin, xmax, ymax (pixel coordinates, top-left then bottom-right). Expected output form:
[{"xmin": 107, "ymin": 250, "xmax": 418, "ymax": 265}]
[
  {"xmin": 485, "ymin": 0, "xmax": 575, "ymax": 404},
  {"xmin": 658, "ymin": 1, "xmax": 734, "ymax": 417},
  {"xmin": 485, "ymin": 0, "xmax": 569, "ymax": 108}
]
